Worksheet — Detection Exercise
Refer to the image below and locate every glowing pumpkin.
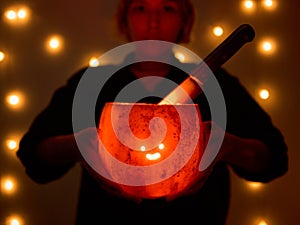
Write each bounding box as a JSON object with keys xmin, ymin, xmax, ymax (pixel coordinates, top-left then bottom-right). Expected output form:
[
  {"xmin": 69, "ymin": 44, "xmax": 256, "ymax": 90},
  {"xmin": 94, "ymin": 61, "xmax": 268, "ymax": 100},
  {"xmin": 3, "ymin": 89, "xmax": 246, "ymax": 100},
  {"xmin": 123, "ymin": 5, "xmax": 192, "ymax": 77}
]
[{"xmin": 98, "ymin": 102, "xmax": 204, "ymax": 199}]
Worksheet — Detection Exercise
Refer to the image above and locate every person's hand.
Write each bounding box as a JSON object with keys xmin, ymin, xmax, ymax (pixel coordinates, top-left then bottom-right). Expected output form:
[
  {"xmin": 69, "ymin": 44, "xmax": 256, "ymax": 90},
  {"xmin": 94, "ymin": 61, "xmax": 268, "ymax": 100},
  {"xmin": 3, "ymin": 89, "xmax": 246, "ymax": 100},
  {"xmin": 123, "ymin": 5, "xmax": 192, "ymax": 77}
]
[
  {"xmin": 166, "ymin": 120, "xmax": 225, "ymax": 202},
  {"xmin": 74, "ymin": 127, "xmax": 143, "ymax": 203}
]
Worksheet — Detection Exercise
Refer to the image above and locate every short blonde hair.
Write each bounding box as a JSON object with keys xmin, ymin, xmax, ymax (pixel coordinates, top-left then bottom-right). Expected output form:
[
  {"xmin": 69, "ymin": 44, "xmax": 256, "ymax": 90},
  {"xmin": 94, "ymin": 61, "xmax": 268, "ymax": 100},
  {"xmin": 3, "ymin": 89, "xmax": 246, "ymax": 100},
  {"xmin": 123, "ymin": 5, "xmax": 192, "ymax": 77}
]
[{"xmin": 115, "ymin": 0, "xmax": 195, "ymax": 43}]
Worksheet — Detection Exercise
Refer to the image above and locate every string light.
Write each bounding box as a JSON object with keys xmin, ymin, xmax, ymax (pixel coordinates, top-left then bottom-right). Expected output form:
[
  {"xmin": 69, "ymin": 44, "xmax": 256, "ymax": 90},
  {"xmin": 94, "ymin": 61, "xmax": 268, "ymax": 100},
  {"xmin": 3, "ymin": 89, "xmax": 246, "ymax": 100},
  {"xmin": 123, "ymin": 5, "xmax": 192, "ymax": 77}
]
[
  {"xmin": 241, "ymin": 0, "xmax": 256, "ymax": 13},
  {"xmin": 258, "ymin": 220, "xmax": 268, "ymax": 225},
  {"xmin": 0, "ymin": 51, "xmax": 6, "ymax": 62},
  {"xmin": 174, "ymin": 52, "xmax": 186, "ymax": 62},
  {"xmin": 5, "ymin": 10, "xmax": 17, "ymax": 20},
  {"xmin": 244, "ymin": 0, "xmax": 254, "ymax": 8},
  {"xmin": 246, "ymin": 181, "xmax": 264, "ymax": 191},
  {"xmin": 46, "ymin": 35, "xmax": 64, "ymax": 54},
  {"xmin": 255, "ymin": 218, "xmax": 269, "ymax": 225},
  {"xmin": 7, "ymin": 95, "xmax": 20, "ymax": 105},
  {"xmin": 5, "ymin": 91, "xmax": 25, "ymax": 110},
  {"xmin": 3, "ymin": 5, "xmax": 31, "ymax": 25},
  {"xmin": 6, "ymin": 139, "xmax": 18, "ymax": 151},
  {"xmin": 89, "ymin": 57, "xmax": 100, "ymax": 67},
  {"xmin": 1, "ymin": 176, "xmax": 17, "ymax": 194},
  {"xmin": 258, "ymin": 38, "xmax": 277, "ymax": 55},
  {"xmin": 212, "ymin": 26, "xmax": 224, "ymax": 37},
  {"xmin": 262, "ymin": 0, "xmax": 278, "ymax": 11},
  {"xmin": 17, "ymin": 9, "xmax": 27, "ymax": 19},
  {"xmin": 6, "ymin": 215, "xmax": 23, "ymax": 225},
  {"xmin": 259, "ymin": 88, "xmax": 270, "ymax": 100}
]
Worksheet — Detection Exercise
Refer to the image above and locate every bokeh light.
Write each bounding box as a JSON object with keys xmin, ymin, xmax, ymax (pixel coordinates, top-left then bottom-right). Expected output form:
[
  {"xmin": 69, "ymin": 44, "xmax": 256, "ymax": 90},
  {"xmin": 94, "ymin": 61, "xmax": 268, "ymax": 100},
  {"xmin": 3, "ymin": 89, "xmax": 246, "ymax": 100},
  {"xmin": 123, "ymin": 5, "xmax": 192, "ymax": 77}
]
[
  {"xmin": 6, "ymin": 215, "xmax": 24, "ymax": 225},
  {"xmin": 1, "ymin": 176, "xmax": 17, "ymax": 194},
  {"xmin": 241, "ymin": 0, "xmax": 256, "ymax": 13},
  {"xmin": 259, "ymin": 88, "xmax": 270, "ymax": 100},
  {"xmin": 0, "ymin": 51, "xmax": 6, "ymax": 62},
  {"xmin": 6, "ymin": 139, "xmax": 18, "ymax": 151},
  {"xmin": 246, "ymin": 181, "xmax": 264, "ymax": 191},
  {"xmin": 213, "ymin": 26, "xmax": 224, "ymax": 37},
  {"xmin": 258, "ymin": 38, "xmax": 277, "ymax": 55},
  {"xmin": 89, "ymin": 57, "xmax": 100, "ymax": 67},
  {"xmin": 262, "ymin": 0, "xmax": 278, "ymax": 11},
  {"xmin": 5, "ymin": 91, "xmax": 25, "ymax": 110},
  {"xmin": 3, "ymin": 5, "xmax": 31, "ymax": 25},
  {"xmin": 255, "ymin": 218, "xmax": 269, "ymax": 225},
  {"xmin": 46, "ymin": 35, "xmax": 64, "ymax": 54},
  {"xmin": 174, "ymin": 51, "xmax": 186, "ymax": 63}
]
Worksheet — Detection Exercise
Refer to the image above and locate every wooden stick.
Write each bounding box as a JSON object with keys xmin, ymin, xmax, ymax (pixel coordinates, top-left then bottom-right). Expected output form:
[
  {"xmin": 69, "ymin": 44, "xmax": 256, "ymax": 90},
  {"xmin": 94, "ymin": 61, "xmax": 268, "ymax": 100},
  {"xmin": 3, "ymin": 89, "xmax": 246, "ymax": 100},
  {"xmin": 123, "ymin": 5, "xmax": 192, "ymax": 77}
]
[{"xmin": 159, "ymin": 24, "xmax": 255, "ymax": 105}]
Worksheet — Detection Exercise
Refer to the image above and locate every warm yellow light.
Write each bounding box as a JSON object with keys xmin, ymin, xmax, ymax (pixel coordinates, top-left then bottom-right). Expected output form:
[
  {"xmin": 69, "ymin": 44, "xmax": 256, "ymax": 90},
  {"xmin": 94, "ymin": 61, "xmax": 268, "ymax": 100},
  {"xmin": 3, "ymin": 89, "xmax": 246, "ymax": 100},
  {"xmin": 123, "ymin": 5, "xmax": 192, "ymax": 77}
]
[
  {"xmin": 7, "ymin": 95, "xmax": 20, "ymax": 105},
  {"xmin": 259, "ymin": 89, "xmax": 270, "ymax": 100},
  {"xmin": 1, "ymin": 177, "xmax": 17, "ymax": 194},
  {"xmin": 158, "ymin": 143, "xmax": 165, "ymax": 150},
  {"xmin": 4, "ymin": 180, "xmax": 14, "ymax": 191},
  {"xmin": 255, "ymin": 218, "xmax": 269, "ymax": 225},
  {"xmin": 213, "ymin": 26, "xmax": 224, "ymax": 37},
  {"xmin": 146, "ymin": 152, "xmax": 161, "ymax": 161},
  {"xmin": 264, "ymin": 0, "xmax": 273, "ymax": 7},
  {"xmin": 244, "ymin": 0, "xmax": 254, "ymax": 8},
  {"xmin": 4, "ymin": 6, "xmax": 31, "ymax": 24},
  {"xmin": 46, "ymin": 35, "xmax": 63, "ymax": 53},
  {"xmin": 0, "ymin": 51, "xmax": 5, "ymax": 62},
  {"xmin": 262, "ymin": 41, "xmax": 272, "ymax": 51},
  {"xmin": 258, "ymin": 220, "xmax": 268, "ymax": 225},
  {"xmin": 49, "ymin": 39, "xmax": 59, "ymax": 49},
  {"xmin": 6, "ymin": 216, "xmax": 23, "ymax": 225},
  {"xmin": 6, "ymin": 139, "xmax": 18, "ymax": 151},
  {"xmin": 241, "ymin": 0, "xmax": 256, "ymax": 13},
  {"xmin": 174, "ymin": 52, "xmax": 186, "ymax": 63},
  {"xmin": 5, "ymin": 10, "xmax": 17, "ymax": 20},
  {"xmin": 5, "ymin": 91, "xmax": 25, "ymax": 110},
  {"xmin": 89, "ymin": 57, "xmax": 100, "ymax": 67},
  {"xmin": 10, "ymin": 220, "xmax": 20, "ymax": 225},
  {"xmin": 262, "ymin": 0, "xmax": 277, "ymax": 10},
  {"xmin": 246, "ymin": 181, "xmax": 264, "ymax": 190},
  {"xmin": 259, "ymin": 39, "xmax": 277, "ymax": 55},
  {"xmin": 17, "ymin": 9, "xmax": 27, "ymax": 19}
]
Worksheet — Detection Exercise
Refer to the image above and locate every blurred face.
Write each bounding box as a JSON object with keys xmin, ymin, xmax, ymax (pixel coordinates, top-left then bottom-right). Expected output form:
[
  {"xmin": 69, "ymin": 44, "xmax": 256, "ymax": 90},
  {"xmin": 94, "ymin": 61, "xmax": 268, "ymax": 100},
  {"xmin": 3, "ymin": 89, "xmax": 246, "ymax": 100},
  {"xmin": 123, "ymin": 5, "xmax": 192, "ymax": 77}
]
[{"xmin": 126, "ymin": 0, "xmax": 184, "ymax": 43}]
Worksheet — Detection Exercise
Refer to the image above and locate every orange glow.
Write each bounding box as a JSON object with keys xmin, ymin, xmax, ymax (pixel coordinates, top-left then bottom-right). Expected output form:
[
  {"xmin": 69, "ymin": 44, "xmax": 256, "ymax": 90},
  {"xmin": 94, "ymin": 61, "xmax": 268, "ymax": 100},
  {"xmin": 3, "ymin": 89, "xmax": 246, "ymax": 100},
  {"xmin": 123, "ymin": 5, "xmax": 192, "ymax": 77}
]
[
  {"xmin": 6, "ymin": 215, "xmax": 24, "ymax": 225},
  {"xmin": 259, "ymin": 89, "xmax": 270, "ymax": 100},
  {"xmin": 158, "ymin": 143, "xmax": 165, "ymax": 150},
  {"xmin": 99, "ymin": 102, "xmax": 204, "ymax": 199},
  {"xmin": 146, "ymin": 152, "xmax": 161, "ymax": 161},
  {"xmin": 1, "ymin": 176, "xmax": 17, "ymax": 194},
  {"xmin": 258, "ymin": 38, "xmax": 277, "ymax": 55},
  {"xmin": 0, "ymin": 51, "xmax": 6, "ymax": 62},
  {"xmin": 46, "ymin": 35, "xmax": 64, "ymax": 54},
  {"xmin": 4, "ymin": 133, "xmax": 21, "ymax": 153},
  {"xmin": 255, "ymin": 218, "xmax": 269, "ymax": 225},
  {"xmin": 5, "ymin": 91, "xmax": 25, "ymax": 110},
  {"xmin": 262, "ymin": 0, "xmax": 278, "ymax": 11},
  {"xmin": 241, "ymin": 0, "xmax": 256, "ymax": 13},
  {"xmin": 213, "ymin": 26, "xmax": 224, "ymax": 37},
  {"xmin": 89, "ymin": 57, "xmax": 100, "ymax": 67},
  {"xmin": 6, "ymin": 139, "xmax": 18, "ymax": 151},
  {"xmin": 174, "ymin": 52, "xmax": 186, "ymax": 62},
  {"xmin": 246, "ymin": 181, "xmax": 264, "ymax": 191},
  {"xmin": 3, "ymin": 5, "xmax": 31, "ymax": 25}
]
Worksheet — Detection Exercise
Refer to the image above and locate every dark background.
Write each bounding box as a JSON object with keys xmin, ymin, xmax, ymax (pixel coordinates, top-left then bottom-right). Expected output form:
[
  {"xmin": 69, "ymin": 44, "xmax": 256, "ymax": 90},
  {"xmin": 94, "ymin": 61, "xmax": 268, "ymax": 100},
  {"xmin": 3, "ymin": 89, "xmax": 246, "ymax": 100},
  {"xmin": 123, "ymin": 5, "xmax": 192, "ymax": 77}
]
[{"xmin": 1, "ymin": 1, "xmax": 299, "ymax": 225}]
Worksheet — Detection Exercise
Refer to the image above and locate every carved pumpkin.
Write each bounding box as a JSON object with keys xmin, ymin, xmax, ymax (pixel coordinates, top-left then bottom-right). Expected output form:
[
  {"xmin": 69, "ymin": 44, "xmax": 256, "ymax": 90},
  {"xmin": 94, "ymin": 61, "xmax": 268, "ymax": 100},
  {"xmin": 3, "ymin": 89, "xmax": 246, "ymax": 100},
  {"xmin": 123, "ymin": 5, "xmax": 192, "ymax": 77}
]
[{"xmin": 98, "ymin": 102, "xmax": 204, "ymax": 199}]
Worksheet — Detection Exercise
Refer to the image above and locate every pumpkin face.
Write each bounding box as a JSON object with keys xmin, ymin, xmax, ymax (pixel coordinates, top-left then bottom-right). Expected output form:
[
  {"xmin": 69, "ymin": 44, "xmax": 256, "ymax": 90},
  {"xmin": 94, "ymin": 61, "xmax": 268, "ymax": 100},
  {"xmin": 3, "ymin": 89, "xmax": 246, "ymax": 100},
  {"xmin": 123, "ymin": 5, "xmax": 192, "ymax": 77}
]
[{"xmin": 98, "ymin": 102, "xmax": 204, "ymax": 199}]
